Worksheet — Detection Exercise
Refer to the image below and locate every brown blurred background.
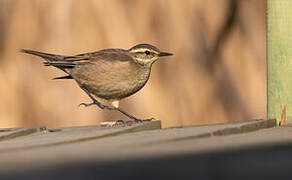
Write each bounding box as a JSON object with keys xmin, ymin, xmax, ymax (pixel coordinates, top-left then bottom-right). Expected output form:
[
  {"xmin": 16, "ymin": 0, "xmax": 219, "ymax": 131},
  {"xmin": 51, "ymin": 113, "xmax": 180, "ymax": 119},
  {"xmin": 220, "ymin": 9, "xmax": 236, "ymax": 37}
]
[{"xmin": 0, "ymin": 0, "xmax": 266, "ymax": 128}]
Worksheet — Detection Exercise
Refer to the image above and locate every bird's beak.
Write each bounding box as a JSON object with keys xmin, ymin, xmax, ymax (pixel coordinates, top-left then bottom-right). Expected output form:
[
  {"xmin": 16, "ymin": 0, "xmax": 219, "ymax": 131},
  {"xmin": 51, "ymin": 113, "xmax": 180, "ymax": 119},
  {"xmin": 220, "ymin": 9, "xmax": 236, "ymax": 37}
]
[{"xmin": 159, "ymin": 52, "xmax": 173, "ymax": 57}]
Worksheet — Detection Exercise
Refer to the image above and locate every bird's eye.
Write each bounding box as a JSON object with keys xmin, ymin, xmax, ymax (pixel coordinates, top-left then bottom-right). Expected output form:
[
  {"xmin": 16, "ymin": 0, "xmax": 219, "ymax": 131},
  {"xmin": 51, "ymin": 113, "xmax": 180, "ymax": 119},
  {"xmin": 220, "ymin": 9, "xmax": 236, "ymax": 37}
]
[{"xmin": 145, "ymin": 50, "xmax": 150, "ymax": 55}]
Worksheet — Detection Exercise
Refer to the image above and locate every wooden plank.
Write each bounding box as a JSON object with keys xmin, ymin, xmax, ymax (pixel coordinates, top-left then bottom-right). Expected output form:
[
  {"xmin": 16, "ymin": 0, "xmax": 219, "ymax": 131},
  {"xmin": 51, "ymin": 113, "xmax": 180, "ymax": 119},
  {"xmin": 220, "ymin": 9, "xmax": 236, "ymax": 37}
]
[
  {"xmin": 267, "ymin": 0, "xmax": 292, "ymax": 124},
  {"xmin": 0, "ymin": 120, "xmax": 161, "ymax": 153},
  {"xmin": 0, "ymin": 126, "xmax": 46, "ymax": 141},
  {"xmin": 0, "ymin": 119, "xmax": 280, "ymax": 178},
  {"xmin": 0, "ymin": 119, "xmax": 275, "ymax": 154}
]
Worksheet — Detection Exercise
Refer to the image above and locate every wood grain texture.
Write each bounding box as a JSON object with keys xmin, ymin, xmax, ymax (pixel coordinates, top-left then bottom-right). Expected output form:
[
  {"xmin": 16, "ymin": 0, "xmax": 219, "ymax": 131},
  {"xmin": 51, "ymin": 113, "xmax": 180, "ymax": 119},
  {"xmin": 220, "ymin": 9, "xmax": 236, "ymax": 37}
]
[
  {"xmin": 0, "ymin": 119, "xmax": 278, "ymax": 179},
  {"xmin": 267, "ymin": 0, "xmax": 292, "ymax": 124}
]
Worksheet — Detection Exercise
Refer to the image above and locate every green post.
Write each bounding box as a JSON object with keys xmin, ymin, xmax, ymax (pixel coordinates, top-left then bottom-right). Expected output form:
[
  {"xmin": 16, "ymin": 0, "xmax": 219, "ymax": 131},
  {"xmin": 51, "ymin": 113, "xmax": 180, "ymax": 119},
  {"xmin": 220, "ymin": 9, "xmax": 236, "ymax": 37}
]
[{"xmin": 267, "ymin": 0, "xmax": 292, "ymax": 124}]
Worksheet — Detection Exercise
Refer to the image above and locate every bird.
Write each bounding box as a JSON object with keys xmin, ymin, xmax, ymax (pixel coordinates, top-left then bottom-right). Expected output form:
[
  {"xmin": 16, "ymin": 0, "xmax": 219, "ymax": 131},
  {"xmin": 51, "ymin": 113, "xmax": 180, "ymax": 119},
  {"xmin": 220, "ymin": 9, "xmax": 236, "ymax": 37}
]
[{"xmin": 21, "ymin": 44, "xmax": 173, "ymax": 123}]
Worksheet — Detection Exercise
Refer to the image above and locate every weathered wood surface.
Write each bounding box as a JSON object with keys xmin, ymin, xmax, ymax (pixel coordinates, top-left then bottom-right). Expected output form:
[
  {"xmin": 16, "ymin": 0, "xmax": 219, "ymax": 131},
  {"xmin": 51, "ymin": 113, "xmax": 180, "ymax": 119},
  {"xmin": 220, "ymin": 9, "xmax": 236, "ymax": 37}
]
[
  {"xmin": 267, "ymin": 0, "xmax": 292, "ymax": 124},
  {"xmin": 0, "ymin": 126, "xmax": 45, "ymax": 141},
  {"xmin": 1, "ymin": 119, "xmax": 289, "ymax": 180}
]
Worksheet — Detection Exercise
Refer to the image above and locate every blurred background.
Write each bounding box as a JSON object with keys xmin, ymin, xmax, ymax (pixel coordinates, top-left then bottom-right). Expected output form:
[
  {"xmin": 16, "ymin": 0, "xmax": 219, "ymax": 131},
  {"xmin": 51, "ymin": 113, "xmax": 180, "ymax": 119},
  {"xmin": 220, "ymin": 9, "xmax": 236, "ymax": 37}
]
[{"xmin": 0, "ymin": 0, "xmax": 266, "ymax": 128}]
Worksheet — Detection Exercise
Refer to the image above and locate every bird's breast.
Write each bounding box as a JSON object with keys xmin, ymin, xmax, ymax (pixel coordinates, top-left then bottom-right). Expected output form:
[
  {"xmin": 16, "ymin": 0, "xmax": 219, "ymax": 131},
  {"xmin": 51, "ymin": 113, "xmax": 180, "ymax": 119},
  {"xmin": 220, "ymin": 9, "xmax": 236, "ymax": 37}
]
[{"xmin": 71, "ymin": 61, "xmax": 151, "ymax": 100}]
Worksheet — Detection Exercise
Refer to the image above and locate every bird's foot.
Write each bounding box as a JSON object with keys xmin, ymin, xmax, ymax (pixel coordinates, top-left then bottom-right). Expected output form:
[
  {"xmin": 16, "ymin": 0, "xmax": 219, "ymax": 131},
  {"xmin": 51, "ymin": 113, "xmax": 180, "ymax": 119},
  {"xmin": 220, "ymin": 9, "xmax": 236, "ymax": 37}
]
[
  {"xmin": 113, "ymin": 107, "xmax": 155, "ymax": 123},
  {"xmin": 100, "ymin": 118, "xmax": 154, "ymax": 127},
  {"xmin": 79, "ymin": 102, "xmax": 95, "ymax": 107},
  {"xmin": 100, "ymin": 121, "xmax": 122, "ymax": 127},
  {"xmin": 79, "ymin": 101, "xmax": 114, "ymax": 110},
  {"xmin": 100, "ymin": 120, "xmax": 133, "ymax": 127},
  {"xmin": 133, "ymin": 117, "xmax": 155, "ymax": 123}
]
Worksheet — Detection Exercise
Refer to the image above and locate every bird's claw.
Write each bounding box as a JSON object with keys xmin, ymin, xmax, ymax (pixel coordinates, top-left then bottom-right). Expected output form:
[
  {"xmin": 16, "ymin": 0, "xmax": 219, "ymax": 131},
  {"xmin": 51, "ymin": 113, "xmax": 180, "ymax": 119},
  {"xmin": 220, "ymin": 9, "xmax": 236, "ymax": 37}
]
[
  {"xmin": 79, "ymin": 100, "xmax": 154, "ymax": 122},
  {"xmin": 79, "ymin": 101, "xmax": 114, "ymax": 110},
  {"xmin": 133, "ymin": 117, "xmax": 155, "ymax": 123},
  {"xmin": 79, "ymin": 102, "xmax": 95, "ymax": 107}
]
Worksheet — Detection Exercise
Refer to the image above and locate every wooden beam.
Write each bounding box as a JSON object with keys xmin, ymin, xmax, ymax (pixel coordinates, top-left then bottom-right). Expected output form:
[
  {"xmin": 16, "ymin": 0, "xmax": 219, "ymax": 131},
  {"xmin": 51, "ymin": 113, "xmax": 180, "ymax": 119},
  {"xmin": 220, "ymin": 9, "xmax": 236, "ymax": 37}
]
[{"xmin": 267, "ymin": 0, "xmax": 292, "ymax": 124}]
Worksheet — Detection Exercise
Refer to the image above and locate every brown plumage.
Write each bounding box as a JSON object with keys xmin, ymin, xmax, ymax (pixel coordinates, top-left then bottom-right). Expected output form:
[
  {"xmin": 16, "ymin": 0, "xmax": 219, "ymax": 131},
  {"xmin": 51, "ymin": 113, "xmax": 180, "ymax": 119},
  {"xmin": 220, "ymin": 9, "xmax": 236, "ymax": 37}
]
[{"xmin": 21, "ymin": 44, "xmax": 173, "ymax": 122}]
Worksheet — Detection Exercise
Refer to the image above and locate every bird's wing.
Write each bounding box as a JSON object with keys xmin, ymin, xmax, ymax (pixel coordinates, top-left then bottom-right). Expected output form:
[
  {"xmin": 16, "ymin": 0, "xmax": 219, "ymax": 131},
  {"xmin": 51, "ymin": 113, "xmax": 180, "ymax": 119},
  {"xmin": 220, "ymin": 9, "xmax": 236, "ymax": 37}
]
[{"xmin": 75, "ymin": 49, "xmax": 132, "ymax": 63}]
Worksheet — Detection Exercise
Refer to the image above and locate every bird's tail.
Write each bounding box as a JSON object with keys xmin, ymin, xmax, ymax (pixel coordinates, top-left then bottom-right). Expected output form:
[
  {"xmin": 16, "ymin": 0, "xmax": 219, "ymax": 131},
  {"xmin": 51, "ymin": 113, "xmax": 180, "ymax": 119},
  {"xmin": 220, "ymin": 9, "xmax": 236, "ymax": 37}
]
[
  {"xmin": 22, "ymin": 49, "xmax": 78, "ymax": 69},
  {"xmin": 21, "ymin": 49, "xmax": 78, "ymax": 67},
  {"xmin": 20, "ymin": 49, "xmax": 63, "ymax": 62},
  {"xmin": 21, "ymin": 49, "xmax": 75, "ymax": 80}
]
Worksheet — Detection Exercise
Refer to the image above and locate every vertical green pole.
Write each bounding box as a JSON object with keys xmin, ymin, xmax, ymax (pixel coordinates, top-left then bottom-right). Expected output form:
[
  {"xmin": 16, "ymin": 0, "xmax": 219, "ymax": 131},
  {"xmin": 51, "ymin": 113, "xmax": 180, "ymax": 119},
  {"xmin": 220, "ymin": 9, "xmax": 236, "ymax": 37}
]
[{"xmin": 267, "ymin": 0, "xmax": 292, "ymax": 124}]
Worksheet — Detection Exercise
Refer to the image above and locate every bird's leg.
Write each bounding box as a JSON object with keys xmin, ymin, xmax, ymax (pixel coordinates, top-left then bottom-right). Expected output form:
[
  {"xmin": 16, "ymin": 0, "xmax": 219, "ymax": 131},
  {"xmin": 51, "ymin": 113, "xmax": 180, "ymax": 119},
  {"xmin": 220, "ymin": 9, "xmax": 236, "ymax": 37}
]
[
  {"xmin": 79, "ymin": 87, "xmax": 154, "ymax": 122},
  {"xmin": 79, "ymin": 99, "xmax": 113, "ymax": 110},
  {"xmin": 110, "ymin": 100, "xmax": 154, "ymax": 122},
  {"xmin": 79, "ymin": 87, "xmax": 114, "ymax": 110},
  {"xmin": 113, "ymin": 107, "xmax": 154, "ymax": 123}
]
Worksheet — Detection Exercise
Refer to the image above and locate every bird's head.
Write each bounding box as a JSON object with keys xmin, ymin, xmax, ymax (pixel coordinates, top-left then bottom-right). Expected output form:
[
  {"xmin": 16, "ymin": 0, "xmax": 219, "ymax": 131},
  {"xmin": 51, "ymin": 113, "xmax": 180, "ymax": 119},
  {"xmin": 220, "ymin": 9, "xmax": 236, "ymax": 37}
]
[{"xmin": 128, "ymin": 44, "xmax": 173, "ymax": 66}]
